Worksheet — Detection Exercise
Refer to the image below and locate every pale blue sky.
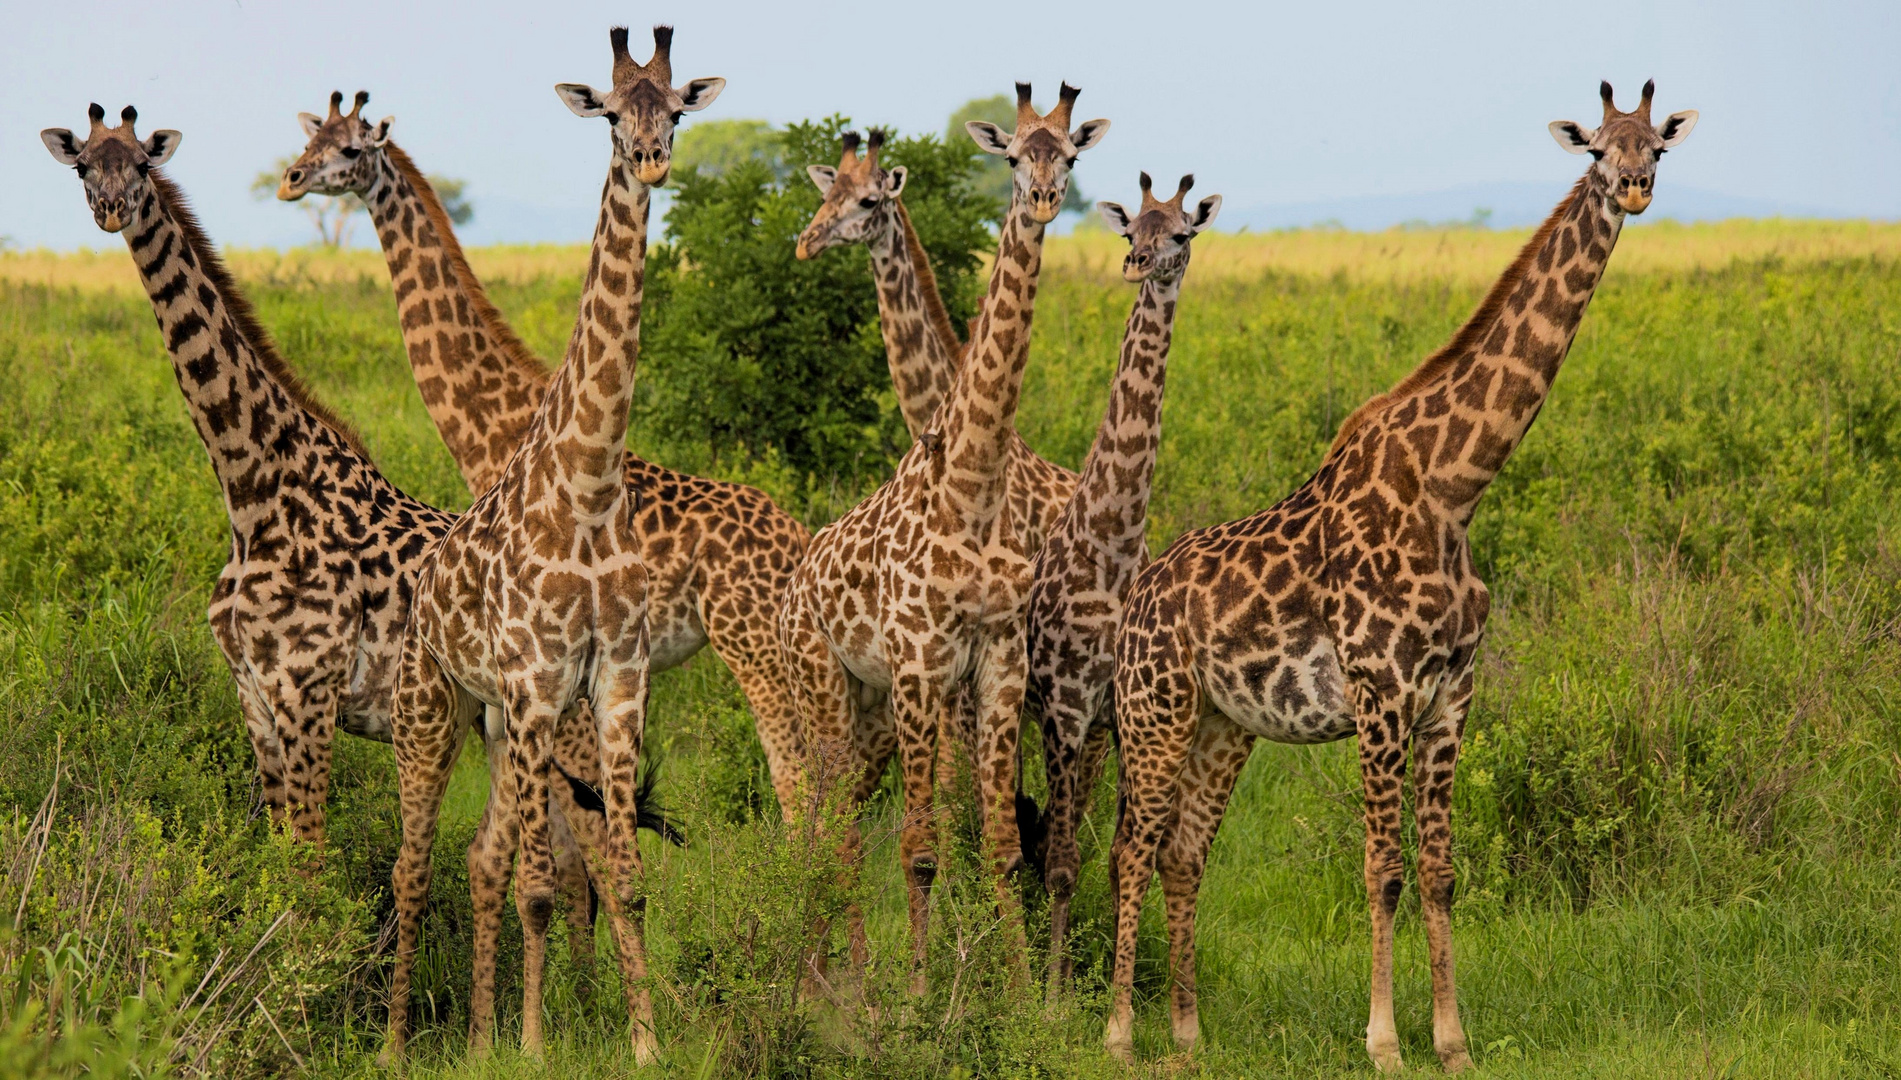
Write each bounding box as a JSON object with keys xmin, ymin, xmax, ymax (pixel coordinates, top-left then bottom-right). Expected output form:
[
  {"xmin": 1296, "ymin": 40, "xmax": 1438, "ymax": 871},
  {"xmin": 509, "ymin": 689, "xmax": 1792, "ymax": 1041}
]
[{"xmin": 5, "ymin": 0, "xmax": 1896, "ymax": 249}]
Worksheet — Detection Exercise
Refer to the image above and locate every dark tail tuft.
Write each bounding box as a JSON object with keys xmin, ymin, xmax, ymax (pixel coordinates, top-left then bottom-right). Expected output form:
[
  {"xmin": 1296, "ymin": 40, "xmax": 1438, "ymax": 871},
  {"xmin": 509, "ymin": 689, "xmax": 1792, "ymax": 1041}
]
[
  {"xmin": 1016, "ymin": 791, "xmax": 1048, "ymax": 881},
  {"xmin": 636, "ymin": 752, "xmax": 688, "ymax": 847}
]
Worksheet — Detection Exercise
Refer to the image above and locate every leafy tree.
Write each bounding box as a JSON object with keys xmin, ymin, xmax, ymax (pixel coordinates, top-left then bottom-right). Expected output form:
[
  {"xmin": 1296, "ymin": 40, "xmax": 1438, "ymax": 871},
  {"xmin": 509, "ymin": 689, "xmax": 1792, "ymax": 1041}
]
[
  {"xmin": 639, "ymin": 116, "xmax": 1000, "ymax": 485},
  {"xmin": 946, "ymin": 94, "xmax": 1090, "ymax": 216},
  {"xmin": 251, "ymin": 156, "xmax": 472, "ymax": 247},
  {"xmin": 672, "ymin": 119, "xmax": 786, "ymax": 180}
]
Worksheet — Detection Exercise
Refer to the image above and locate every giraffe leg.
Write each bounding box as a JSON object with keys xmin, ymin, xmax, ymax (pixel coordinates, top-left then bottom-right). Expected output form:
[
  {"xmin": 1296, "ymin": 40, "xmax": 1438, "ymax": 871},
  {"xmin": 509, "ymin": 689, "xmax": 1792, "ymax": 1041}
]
[
  {"xmin": 381, "ymin": 638, "xmax": 471, "ymax": 1067},
  {"xmin": 465, "ymin": 706, "xmax": 519, "ymax": 1056},
  {"xmin": 1416, "ymin": 679, "xmax": 1473, "ymax": 1073},
  {"xmin": 1104, "ymin": 663, "xmax": 1201, "ymax": 1062},
  {"xmin": 778, "ymin": 588, "xmax": 866, "ymax": 990},
  {"xmin": 1156, "ymin": 714, "xmax": 1254, "ymax": 1052},
  {"xmin": 589, "ymin": 648, "xmax": 659, "ymax": 1066},
  {"xmin": 502, "ymin": 683, "xmax": 570, "ymax": 1060},
  {"xmin": 229, "ymin": 674, "xmax": 290, "ymax": 831},
  {"xmin": 271, "ymin": 674, "xmax": 342, "ymax": 849},
  {"xmin": 889, "ymin": 667, "xmax": 951, "ymax": 996},
  {"xmin": 550, "ymin": 708, "xmax": 607, "ymax": 993},
  {"xmin": 706, "ymin": 607, "xmax": 808, "ymax": 820},
  {"xmin": 1356, "ymin": 686, "xmax": 1412, "ymax": 1074},
  {"xmin": 1039, "ymin": 695, "xmax": 1104, "ymax": 990},
  {"xmin": 971, "ymin": 629, "xmax": 1031, "ymax": 982}
]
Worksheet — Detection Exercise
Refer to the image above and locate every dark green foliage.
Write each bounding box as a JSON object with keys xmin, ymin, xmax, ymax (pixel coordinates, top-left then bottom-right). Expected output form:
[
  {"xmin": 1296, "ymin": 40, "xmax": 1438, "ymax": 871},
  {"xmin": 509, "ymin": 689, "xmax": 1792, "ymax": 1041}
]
[{"xmin": 637, "ymin": 116, "xmax": 1000, "ymax": 486}]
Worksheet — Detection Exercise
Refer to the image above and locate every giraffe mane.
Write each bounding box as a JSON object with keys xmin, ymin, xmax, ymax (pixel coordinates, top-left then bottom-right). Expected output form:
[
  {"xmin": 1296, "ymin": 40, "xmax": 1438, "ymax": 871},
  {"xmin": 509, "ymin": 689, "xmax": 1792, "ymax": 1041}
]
[
  {"xmin": 385, "ymin": 142, "xmax": 553, "ymax": 390},
  {"xmin": 894, "ymin": 199, "xmax": 965, "ymax": 353},
  {"xmin": 149, "ymin": 170, "xmax": 374, "ymax": 461},
  {"xmin": 1324, "ymin": 174, "xmax": 1586, "ymax": 459}
]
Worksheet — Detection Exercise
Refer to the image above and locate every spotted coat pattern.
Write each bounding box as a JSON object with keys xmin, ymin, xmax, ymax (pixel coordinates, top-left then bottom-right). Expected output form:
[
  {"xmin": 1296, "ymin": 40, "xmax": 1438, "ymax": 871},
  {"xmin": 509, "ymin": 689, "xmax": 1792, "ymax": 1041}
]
[
  {"xmin": 1103, "ymin": 84, "xmax": 1694, "ymax": 1070},
  {"xmin": 1027, "ymin": 173, "xmax": 1215, "ymax": 986},
  {"xmin": 381, "ymin": 26, "xmax": 724, "ymax": 1066},
  {"xmin": 778, "ymin": 85, "xmax": 1106, "ymax": 989}
]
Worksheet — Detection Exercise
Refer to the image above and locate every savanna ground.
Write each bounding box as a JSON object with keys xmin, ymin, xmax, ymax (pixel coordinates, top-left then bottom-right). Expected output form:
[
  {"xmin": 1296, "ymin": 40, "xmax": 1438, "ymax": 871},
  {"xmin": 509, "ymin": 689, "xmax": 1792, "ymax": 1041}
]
[{"xmin": 4, "ymin": 219, "xmax": 1901, "ymax": 1077}]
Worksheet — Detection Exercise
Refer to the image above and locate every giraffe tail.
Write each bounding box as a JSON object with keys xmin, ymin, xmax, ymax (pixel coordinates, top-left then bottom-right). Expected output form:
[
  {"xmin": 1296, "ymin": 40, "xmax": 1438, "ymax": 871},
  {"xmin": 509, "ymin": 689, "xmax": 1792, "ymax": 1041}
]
[{"xmin": 635, "ymin": 753, "xmax": 688, "ymax": 847}]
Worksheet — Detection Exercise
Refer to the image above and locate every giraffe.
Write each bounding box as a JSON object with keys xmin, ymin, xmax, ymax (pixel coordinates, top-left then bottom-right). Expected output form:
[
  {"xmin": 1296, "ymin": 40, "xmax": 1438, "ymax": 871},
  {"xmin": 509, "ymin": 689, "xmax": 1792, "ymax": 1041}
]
[
  {"xmin": 1027, "ymin": 172, "xmax": 1219, "ymax": 987},
  {"xmin": 777, "ymin": 83, "xmax": 1107, "ymax": 990},
  {"xmin": 36, "ymin": 105, "xmax": 487, "ymax": 852},
  {"xmin": 381, "ymin": 25, "xmax": 723, "ymax": 1065},
  {"xmin": 1101, "ymin": 82, "xmax": 1696, "ymax": 1069},
  {"xmin": 795, "ymin": 128, "xmax": 1080, "ymax": 555},
  {"xmin": 276, "ymin": 92, "xmax": 811, "ymax": 813}
]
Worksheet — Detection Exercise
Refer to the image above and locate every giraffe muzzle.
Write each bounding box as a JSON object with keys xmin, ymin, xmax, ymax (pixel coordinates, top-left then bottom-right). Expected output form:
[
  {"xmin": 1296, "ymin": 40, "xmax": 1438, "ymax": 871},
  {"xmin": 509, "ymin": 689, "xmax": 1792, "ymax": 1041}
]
[
  {"xmin": 1028, "ymin": 187, "xmax": 1064, "ymax": 224},
  {"xmin": 277, "ymin": 168, "xmax": 308, "ymax": 202},
  {"xmin": 627, "ymin": 147, "xmax": 671, "ymax": 186},
  {"xmin": 1616, "ymin": 175, "xmax": 1654, "ymax": 214},
  {"xmin": 97, "ymin": 197, "xmax": 128, "ymax": 233},
  {"xmin": 1123, "ymin": 252, "xmax": 1152, "ymax": 283}
]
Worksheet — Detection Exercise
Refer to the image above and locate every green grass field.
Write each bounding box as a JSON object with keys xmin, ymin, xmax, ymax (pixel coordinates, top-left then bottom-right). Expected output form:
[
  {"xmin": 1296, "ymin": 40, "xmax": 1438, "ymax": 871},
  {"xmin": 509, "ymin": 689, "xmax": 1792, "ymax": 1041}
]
[{"xmin": 4, "ymin": 223, "xmax": 1901, "ymax": 1077}]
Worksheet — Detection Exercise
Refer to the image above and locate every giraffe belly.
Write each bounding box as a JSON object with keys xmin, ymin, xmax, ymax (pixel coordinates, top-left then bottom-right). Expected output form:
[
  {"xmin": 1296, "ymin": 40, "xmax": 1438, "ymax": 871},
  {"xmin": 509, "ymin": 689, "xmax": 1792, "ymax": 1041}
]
[
  {"xmin": 647, "ymin": 603, "xmax": 708, "ymax": 673},
  {"xmin": 1202, "ymin": 642, "xmax": 1354, "ymax": 746}
]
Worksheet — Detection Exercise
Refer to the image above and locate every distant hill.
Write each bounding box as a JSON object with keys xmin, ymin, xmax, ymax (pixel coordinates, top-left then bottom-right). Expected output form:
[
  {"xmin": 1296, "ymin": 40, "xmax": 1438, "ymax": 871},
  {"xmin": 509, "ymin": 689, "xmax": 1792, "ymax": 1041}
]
[{"xmin": 1215, "ymin": 183, "xmax": 1877, "ymax": 233}]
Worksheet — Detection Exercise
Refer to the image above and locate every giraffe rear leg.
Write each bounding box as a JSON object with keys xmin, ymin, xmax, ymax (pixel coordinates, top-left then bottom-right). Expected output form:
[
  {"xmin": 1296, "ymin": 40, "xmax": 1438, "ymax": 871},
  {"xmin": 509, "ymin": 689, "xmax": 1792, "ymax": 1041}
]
[
  {"xmin": 1415, "ymin": 687, "xmax": 1473, "ymax": 1074},
  {"xmin": 465, "ymin": 707, "xmax": 519, "ymax": 1056},
  {"xmin": 1156, "ymin": 714, "xmax": 1254, "ymax": 1053},
  {"xmin": 1356, "ymin": 688, "xmax": 1410, "ymax": 1074}
]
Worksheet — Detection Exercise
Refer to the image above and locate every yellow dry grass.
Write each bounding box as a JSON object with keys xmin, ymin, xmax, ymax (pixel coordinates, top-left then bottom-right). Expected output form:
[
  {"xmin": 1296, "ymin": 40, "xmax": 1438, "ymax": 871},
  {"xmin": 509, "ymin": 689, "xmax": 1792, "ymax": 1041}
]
[
  {"xmin": 6, "ymin": 218, "xmax": 1897, "ymax": 295},
  {"xmin": 1050, "ymin": 217, "xmax": 1901, "ymax": 285}
]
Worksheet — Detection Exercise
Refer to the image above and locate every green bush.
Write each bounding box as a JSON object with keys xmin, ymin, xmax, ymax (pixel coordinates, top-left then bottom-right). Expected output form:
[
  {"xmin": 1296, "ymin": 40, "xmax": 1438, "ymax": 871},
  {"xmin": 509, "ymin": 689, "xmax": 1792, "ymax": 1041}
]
[{"xmin": 639, "ymin": 116, "xmax": 1000, "ymax": 486}]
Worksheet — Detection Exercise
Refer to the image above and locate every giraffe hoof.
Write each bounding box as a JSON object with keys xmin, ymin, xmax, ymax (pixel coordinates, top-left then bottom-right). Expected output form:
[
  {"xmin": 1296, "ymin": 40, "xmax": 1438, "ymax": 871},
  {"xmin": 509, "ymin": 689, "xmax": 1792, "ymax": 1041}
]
[
  {"xmin": 1438, "ymin": 1046, "xmax": 1473, "ymax": 1074},
  {"xmin": 1104, "ymin": 1017, "xmax": 1135, "ymax": 1063},
  {"xmin": 633, "ymin": 1032, "xmax": 659, "ymax": 1067},
  {"xmin": 1368, "ymin": 1032, "xmax": 1404, "ymax": 1073}
]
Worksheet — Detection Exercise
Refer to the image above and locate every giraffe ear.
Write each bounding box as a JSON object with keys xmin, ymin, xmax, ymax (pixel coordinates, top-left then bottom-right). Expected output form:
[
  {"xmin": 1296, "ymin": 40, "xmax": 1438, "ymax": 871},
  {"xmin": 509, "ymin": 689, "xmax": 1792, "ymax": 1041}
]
[
  {"xmin": 1189, "ymin": 194, "xmax": 1222, "ymax": 233},
  {"xmin": 677, "ymin": 78, "xmax": 725, "ymax": 113},
  {"xmin": 371, "ymin": 116, "xmax": 395, "ymax": 147},
  {"xmin": 966, "ymin": 121, "xmax": 1011, "ymax": 156},
  {"xmin": 1549, "ymin": 121, "xmax": 1596, "ymax": 154},
  {"xmin": 1097, "ymin": 200, "xmax": 1134, "ymax": 236},
  {"xmin": 1656, "ymin": 109, "xmax": 1698, "ymax": 148},
  {"xmin": 806, "ymin": 164, "xmax": 837, "ymax": 194},
  {"xmin": 298, "ymin": 112, "xmax": 325, "ymax": 139},
  {"xmin": 141, "ymin": 130, "xmax": 181, "ymax": 166},
  {"xmin": 1071, "ymin": 118, "xmax": 1110, "ymax": 153},
  {"xmin": 556, "ymin": 83, "xmax": 607, "ymax": 118},
  {"xmin": 883, "ymin": 165, "xmax": 907, "ymax": 198},
  {"xmin": 41, "ymin": 128, "xmax": 84, "ymax": 166}
]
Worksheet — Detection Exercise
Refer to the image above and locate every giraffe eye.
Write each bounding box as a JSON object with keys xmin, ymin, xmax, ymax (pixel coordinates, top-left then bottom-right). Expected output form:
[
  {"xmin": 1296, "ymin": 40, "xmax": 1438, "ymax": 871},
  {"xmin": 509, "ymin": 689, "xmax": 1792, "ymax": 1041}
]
[
  {"xmin": 1006, "ymin": 156, "xmax": 1019, "ymax": 168},
  {"xmin": 1171, "ymin": 233, "xmax": 1189, "ymax": 244},
  {"xmin": 603, "ymin": 111, "xmax": 621, "ymax": 125},
  {"xmin": 1589, "ymin": 149, "xmax": 1605, "ymax": 161},
  {"xmin": 136, "ymin": 162, "xmax": 150, "ymax": 177},
  {"xmin": 74, "ymin": 163, "xmax": 89, "ymax": 178},
  {"xmin": 340, "ymin": 147, "xmax": 361, "ymax": 159},
  {"xmin": 670, "ymin": 111, "xmax": 684, "ymax": 125},
  {"xmin": 859, "ymin": 197, "xmax": 879, "ymax": 209}
]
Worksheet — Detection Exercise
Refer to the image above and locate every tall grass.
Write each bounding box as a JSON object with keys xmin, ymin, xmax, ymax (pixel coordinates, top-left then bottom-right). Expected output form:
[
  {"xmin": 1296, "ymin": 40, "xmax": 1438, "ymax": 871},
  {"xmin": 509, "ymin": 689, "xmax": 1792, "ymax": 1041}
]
[{"xmin": 2, "ymin": 223, "xmax": 1899, "ymax": 1076}]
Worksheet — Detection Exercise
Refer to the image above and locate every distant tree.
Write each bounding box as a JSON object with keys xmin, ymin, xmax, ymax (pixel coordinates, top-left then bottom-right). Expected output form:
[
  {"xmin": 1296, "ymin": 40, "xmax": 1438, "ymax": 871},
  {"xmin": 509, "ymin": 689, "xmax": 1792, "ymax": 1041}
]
[
  {"xmin": 946, "ymin": 93, "xmax": 1090, "ymax": 216},
  {"xmin": 639, "ymin": 116, "xmax": 1000, "ymax": 484},
  {"xmin": 252, "ymin": 156, "xmax": 473, "ymax": 246},
  {"xmin": 672, "ymin": 119, "xmax": 786, "ymax": 180}
]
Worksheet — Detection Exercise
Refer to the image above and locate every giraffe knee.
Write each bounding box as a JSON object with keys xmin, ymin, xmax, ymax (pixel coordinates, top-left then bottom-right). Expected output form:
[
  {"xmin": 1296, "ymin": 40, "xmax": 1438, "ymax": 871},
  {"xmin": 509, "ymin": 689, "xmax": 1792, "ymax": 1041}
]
[
  {"xmin": 908, "ymin": 852, "xmax": 937, "ymax": 890},
  {"xmin": 1379, "ymin": 874, "xmax": 1404, "ymax": 916},
  {"xmin": 518, "ymin": 890, "xmax": 556, "ymax": 934},
  {"xmin": 1420, "ymin": 865, "xmax": 1455, "ymax": 910}
]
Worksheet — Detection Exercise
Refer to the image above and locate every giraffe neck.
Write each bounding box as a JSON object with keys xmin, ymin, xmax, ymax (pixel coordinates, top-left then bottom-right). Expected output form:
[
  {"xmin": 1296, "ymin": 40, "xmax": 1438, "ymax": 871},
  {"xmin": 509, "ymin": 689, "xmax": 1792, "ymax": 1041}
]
[
  {"xmin": 931, "ymin": 199, "xmax": 1047, "ymax": 518},
  {"xmin": 360, "ymin": 144, "xmax": 552, "ymax": 495},
  {"xmin": 123, "ymin": 173, "xmax": 373, "ymax": 532},
  {"xmin": 1065, "ymin": 269, "xmax": 1184, "ymax": 555},
  {"xmin": 863, "ymin": 200, "xmax": 962, "ymax": 439},
  {"xmin": 1343, "ymin": 171, "xmax": 1623, "ymax": 522},
  {"xmin": 525, "ymin": 158, "xmax": 651, "ymax": 519}
]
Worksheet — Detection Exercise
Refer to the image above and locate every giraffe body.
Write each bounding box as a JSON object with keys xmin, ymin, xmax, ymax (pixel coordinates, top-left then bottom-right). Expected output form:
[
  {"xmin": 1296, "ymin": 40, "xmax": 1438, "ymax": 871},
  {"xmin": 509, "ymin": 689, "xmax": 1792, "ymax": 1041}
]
[
  {"xmin": 1102, "ymin": 84, "xmax": 1696, "ymax": 1071},
  {"xmin": 38, "ymin": 106, "xmax": 472, "ymax": 852},
  {"xmin": 779, "ymin": 87, "xmax": 1107, "ymax": 989},
  {"xmin": 280, "ymin": 98, "xmax": 810, "ymax": 819},
  {"xmin": 380, "ymin": 26, "xmax": 725, "ymax": 1064},
  {"xmin": 1027, "ymin": 174, "xmax": 1219, "ymax": 986}
]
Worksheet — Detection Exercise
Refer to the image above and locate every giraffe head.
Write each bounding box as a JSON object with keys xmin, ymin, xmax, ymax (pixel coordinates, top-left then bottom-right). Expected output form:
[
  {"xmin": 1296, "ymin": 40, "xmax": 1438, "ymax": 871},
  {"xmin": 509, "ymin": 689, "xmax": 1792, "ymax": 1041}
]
[
  {"xmin": 1549, "ymin": 80, "xmax": 1698, "ymax": 215},
  {"xmin": 556, "ymin": 25, "xmax": 725, "ymax": 187},
  {"xmin": 795, "ymin": 129, "xmax": 908, "ymax": 260},
  {"xmin": 41, "ymin": 104, "xmax": 180, "ymax": 234},
  {"xmin": 965, "ymin": 83, "xmax": 1109, "ymax": 224},
  {"xmin": 1098, "ymin": 173, "xmax": 1222, "ymax": 284},
  {"xmin": 278, "ymin": 90, "xmax": 392, "ymax": 201}
]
